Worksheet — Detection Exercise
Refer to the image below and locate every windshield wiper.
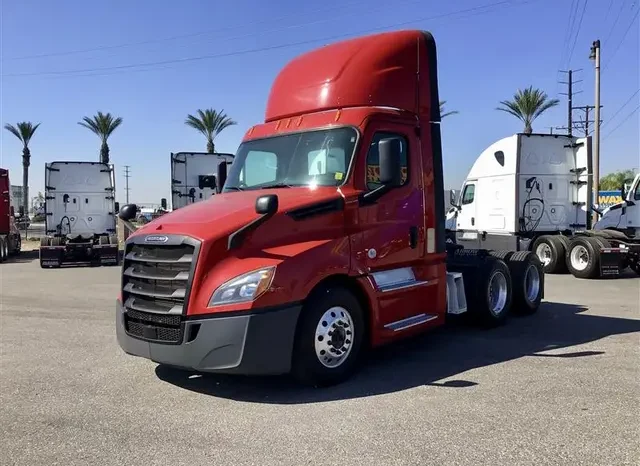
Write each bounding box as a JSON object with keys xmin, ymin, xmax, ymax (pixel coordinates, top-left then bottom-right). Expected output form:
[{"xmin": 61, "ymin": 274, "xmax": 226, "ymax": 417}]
[
  {"xmin": 259, "ymin": 182, "xmax": 295, "ymax": 189},
  {"xmin": 224, "ymin": 186, "xmax": 244, "ymax": 191}
]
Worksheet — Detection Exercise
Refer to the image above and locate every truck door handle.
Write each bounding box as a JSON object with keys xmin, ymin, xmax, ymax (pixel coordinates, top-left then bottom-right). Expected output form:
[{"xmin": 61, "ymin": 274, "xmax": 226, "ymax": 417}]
[
  {"xmin": 409, "ymin": 226, "xmax": 418, "ymax": 249},
  {"xmin": 471, "ymin": 217, "xmax": 475, "ymax": 226}
]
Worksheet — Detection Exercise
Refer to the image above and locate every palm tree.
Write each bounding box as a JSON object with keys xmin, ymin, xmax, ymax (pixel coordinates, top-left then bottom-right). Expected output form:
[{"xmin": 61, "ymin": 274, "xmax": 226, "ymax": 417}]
[
  {"xmin": 497, "ymin": 86, "xmax": 559, "ymax": 134},
  {"xmin": 185, "ymin": 109, "xmax": 237, "ymax": 153},
  {"xmin": 78, "ymin": 111, "xmax": 123, "ymax": 164},
  {"xmin": 4, "ymin": 122, "xmax": 40, "ymax": 220},
  {"xmin": 439, "ymin": 100, "xmax": 459, "ymax": 118}
]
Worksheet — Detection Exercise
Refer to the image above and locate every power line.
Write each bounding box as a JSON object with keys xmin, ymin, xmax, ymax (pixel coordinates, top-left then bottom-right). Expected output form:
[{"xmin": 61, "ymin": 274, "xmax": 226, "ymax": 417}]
[
  {"xmin": 2, "ymin": 0, "xmax": 541, "ymax": 79},
  {"xmin": 5, "ymin": 0, "xmax": 396, "ymax": 61},
  {"xmin": 602, "ymin": 0, "xmax": 615, "ymax": 24},
  {"xmin": 557, "ymin": 0, "xmax": 581, "ymax": 72},
  {"xmin": 601, "ymin": 88, "xmax": 640, "ymax": 128},
  {"xmin": 602, "ymin": 0, "xmax": 627, "ymax": 45},
  {"xmin": 602, "ymin": 6, "xmax": 640, "ymax": 71},
  {"xmin": 565, "ymin": 0, "xmax": 589, "ymax": 67},
  {"xmin": 602, "ymin": 103, "xmax": 640, "ymax": 140}
]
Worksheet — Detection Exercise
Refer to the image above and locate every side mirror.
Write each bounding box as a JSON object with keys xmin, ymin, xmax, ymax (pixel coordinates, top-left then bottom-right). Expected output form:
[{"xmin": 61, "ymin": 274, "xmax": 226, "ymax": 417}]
[
  {"xmin": 119, "ymin": 203, "xmax": 138, "ymax": 221},
  {"xmin": 114, "ymin": 201, "xmax": 120, "ymax": 213},
  {"xmin": 378, "ymin": 138, "xmax": 403, "ymax": 187},
  {"xmin": 449, "ymin": 189, "xmax": 457, "ymax": 207},
  {"xmin": 160, "ymin": 198, "xmax": 167, "ymax": 210},
  {"xmin": 255, "ymin": 194, "xmax": 278, "ymax": 215},
  {"xmin": 10, "ymin": 206, "xmax": 15, "ymax": 217},
  {"xmin": 216, "ymin": 162, "xmax": 228, "ymax": 194},
  {"xmin": 18, "ymin": 206, "xmax": 25, "ymax": 216},
  {"xmin": 620, "ymin": 184, "xmax": 627, "ymax": 200}
]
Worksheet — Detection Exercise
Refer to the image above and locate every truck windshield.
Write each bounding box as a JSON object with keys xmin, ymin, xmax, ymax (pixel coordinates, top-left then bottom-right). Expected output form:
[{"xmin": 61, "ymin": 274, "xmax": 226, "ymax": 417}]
[{"xmin": 224, "ymin": 127, "xmax": 358, "ymax": 191}]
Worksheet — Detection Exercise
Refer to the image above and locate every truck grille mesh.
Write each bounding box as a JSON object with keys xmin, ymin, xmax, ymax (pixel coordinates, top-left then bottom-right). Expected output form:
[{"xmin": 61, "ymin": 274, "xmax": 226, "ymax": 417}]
[{"xmin": 121, "ymin": 239, "xmax": 199, "ymax": 344}]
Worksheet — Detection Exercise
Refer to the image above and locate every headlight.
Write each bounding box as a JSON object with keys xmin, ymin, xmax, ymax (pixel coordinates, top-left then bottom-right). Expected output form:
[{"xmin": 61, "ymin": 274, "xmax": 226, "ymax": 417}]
[{"xmin": 208, "ymin": 267, "xmax": 276, "ymax": 306}]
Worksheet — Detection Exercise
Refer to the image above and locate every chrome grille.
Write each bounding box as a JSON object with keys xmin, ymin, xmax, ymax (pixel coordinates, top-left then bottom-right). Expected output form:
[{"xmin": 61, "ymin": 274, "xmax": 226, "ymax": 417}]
[{"xmin": 121, "ymin": 236, "xmax": 200, "ymax": 344}]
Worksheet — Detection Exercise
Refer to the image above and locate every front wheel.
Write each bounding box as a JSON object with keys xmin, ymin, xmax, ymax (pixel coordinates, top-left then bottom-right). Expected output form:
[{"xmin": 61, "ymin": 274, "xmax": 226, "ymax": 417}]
[{"xmin": 291, "ymin": 287, "xmax": 365, "ymax": 387}]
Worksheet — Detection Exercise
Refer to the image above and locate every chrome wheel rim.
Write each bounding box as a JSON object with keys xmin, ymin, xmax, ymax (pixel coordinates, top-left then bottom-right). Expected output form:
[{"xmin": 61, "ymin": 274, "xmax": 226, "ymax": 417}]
[
  {"xmin": 535, "ymin": 243, "xmax": 552, "ymax": 266},
  {"xmin": 524, "ymin": 264, "xmax": 541, "ymax": 303},
  {"xmin": 488, "ymin": 271, "xmax": 508, "ymax": 316},
  {"xmin": 570, "ymin": 245, "xmax": 589, "ymax": 271},
  {"xmin": 314, "ymin": 306, "xmax": 354, "ymax": 368}
]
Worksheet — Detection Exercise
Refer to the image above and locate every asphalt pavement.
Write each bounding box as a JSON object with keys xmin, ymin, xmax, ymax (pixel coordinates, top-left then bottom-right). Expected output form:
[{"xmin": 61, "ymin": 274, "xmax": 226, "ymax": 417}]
[{"xmin": 1, "ymin": 255, "xmax": 639, "ymax": 466}]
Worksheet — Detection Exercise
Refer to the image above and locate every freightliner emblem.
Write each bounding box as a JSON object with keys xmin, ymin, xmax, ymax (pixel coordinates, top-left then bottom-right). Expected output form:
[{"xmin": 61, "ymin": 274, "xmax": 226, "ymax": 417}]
[{"xmin": 144, "ymin": 235, "xmax": 169, "ymax": 243}]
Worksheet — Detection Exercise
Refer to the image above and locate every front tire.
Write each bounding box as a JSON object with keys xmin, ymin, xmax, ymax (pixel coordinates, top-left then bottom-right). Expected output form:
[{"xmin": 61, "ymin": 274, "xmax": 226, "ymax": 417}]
[{"xmin": 291, "ymin": 287, "xmax": 365, "ymax": 387}]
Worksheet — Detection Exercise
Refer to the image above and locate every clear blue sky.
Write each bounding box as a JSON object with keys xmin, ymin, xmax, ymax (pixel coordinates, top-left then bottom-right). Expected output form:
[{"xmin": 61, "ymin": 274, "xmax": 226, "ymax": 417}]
[{"xmin": 1, "ymin": 0, "xmax": 638, "ymax": 205}]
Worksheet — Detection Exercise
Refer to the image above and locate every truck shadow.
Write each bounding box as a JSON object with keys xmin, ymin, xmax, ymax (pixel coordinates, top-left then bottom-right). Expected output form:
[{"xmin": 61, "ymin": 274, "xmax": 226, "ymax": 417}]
[
  {"xmin": 3, "ymin": 249, "xmax": 40, "ymax": 263},
  {"xmin": 155, "ymin": 301, "xmax": 640, "ymax": 404}
]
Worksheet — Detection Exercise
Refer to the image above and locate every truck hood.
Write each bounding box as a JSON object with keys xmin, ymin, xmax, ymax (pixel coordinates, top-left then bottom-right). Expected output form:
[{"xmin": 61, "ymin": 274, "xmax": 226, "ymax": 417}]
[{"xmin": 131, "ymin": 187, "xmax": 346, "ymax": 241}]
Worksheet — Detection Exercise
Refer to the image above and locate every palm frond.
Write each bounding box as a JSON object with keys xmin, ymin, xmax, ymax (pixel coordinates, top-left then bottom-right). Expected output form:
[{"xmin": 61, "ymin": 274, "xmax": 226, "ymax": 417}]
[
  {"xmin": 78, "ymin": 111, "xmax": 123, "ymax": 142},
  {"xmin": 496, "ymin": 86, "xmax": 559, "ymax": 133},
  {"xmin": 4, "ymin": 122, "xmax": 40, "ymax": 147}
]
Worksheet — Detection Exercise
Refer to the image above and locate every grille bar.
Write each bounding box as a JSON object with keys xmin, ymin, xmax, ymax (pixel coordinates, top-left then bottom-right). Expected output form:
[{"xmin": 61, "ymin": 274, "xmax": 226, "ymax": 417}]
[{"xmin": 121, "ymin": 235, "xmax": 200, "ymax": 343}]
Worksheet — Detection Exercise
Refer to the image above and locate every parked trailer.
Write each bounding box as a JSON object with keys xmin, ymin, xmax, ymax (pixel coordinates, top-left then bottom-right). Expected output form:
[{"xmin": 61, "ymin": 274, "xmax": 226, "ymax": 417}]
[
  {"xmin": 40, "ymin": 161, "xmax": 119, "ymax": 268},
  {"xmin": 170, "ymin": 152, "xmax": 234, "ymax": 211},
  {"xmin": 0, "ymin": 168, "xmax": 22, "ymax": 261},
  {"xmin": 116, "ymin": 30, "xmax": 545, "ymax": 386},
  {"xmin": 446, "ymin": 134, "xmax": 640, "ymax": 278}
]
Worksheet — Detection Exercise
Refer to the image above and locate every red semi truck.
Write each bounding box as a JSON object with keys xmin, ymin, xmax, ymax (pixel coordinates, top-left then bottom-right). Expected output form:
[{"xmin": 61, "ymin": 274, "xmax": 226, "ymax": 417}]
[
  {"xmin": 0, "ymin": 168, "xmax": 22, "ymax": 261},
  {"xmin": 116, "ymin": 30, "xmax": 545, "ymax": 386}
]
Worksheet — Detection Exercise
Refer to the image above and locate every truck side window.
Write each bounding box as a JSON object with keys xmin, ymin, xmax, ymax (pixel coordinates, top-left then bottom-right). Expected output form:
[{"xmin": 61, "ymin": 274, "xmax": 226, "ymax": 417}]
[
  {"xmin": 634, "ymin": 182, "xmax": 640, "ymax": 201},
  {"xmin": 366, "ymin": 132, "xmax": 408, "ymax": 190},
  {"xmin": 461, "ymin": 184, "xmax": 475, "ymax": 205}
]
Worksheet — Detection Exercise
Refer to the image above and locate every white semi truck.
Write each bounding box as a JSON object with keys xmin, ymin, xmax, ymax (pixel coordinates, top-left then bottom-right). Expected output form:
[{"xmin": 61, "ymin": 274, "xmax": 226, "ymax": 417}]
[
  {"xmin": 39, "ymin": 161, "xmax": 119, "ymax": 268},
  {"xmin": 170, "ymin": 152, "xmax": 234, "ymax": 210},
  {"xmin": 446, "ymin": 133, "xmax": 640, "ymax": 278}
]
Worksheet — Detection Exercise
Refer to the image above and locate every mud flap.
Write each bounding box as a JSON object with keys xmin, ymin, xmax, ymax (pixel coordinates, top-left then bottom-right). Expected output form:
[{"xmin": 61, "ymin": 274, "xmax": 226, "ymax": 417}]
[
  {"xmin": 94, "ymin": 244, "xmax": 120, "ymax": 266},
  {"xmin": 599, "ymin": 248, "xmax": 625, "ymax": 277},
  {"xmin": 39, "ymin": 246, "xmax": 64, "ymax": 268}
]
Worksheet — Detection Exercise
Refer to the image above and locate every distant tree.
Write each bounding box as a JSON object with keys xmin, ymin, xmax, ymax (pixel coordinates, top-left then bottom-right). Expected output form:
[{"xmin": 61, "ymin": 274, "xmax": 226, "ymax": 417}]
[
  {"xmin": 185, "ymin": 109, "xmax": 237, "ymax": 153},
  {"xmin": 4, "ymin": 121, "xmax": 40, "ymax": 219},
  {"xmin": 439, "ymin": 100, "xmax": 459, "ymax": 118},
  {"xmin": 78, "ymin": 111, "xmax": 123, "ymax": 164},
  {"xmin": 600, "ymin": 169, "xmax": 637, "ymax": 191},
  {"xmin": 496, "ymin": 86, "xmax": 559, "ymax": 134}
]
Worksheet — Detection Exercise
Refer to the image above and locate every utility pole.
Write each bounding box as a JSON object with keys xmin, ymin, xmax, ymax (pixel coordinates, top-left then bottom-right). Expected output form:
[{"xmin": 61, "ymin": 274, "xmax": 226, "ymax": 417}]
[
  {"xmin": 572, "ymin": 105, "xmax": 602, "ymax": 136},
  {"xmin": 559, "ymin": 69, "xmax": 583, "ymax": 136},
  {"xmin": 590, "ymin": 40, "xmax": 601, "ymax": 217},
  {"xmin": 124, "ymin": 165, "xmax": 131, "ymax": 204}
]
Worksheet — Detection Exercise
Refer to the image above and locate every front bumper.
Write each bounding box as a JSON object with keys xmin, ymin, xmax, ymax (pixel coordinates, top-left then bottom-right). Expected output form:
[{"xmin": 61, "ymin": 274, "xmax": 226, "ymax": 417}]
[{"xmin": 115, "ymin": 300, "xmax": 302, "ymax": 375}]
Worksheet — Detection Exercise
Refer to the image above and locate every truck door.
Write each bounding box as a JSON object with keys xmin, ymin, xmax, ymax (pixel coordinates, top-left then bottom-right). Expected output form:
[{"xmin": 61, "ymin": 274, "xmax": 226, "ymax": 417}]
[
  {"xmin": 626, "ymin": 175, "xmax": 640, "ymax": 231},
  {"xmin": 455, "ymin": 180, "xmax": 480, "ymax": 247},
  {"xmin": 354, "ymin": 120, "xmax": 437, "ymax": 331}
]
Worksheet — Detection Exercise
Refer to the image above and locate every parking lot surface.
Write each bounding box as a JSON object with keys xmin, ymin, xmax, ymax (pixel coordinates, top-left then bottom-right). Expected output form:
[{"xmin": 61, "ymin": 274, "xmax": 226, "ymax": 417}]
[{"xmin": 1, "ymin": 253, "xmax": 639, "ymax": 466}]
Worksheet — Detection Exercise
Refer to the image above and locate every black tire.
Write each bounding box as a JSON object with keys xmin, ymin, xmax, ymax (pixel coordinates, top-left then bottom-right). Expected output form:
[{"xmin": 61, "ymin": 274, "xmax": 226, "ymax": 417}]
[
  {"xmin": 108, "ymin": 234, "xmax": 118, "ymax": 245},
  {"xmin": 12, "ymin": 235, "xmax": 21, "ymax": 255},
  {"xmin": 50, "ymin": 237, "xmax": 63, "ymax": 247},
  {"xmin": 459, "ymin": 257, "xmax": 513, "ymax": 327},
  {"xmin": 504, "ymin": 251, "xmax": 544, "ymax": 315},
  {"xmin": 532, "ymin": 235, "xmax": 567, "ymax": 274},
  {"xmin": 291, "ymin": 287, "xmax": 365, "ymax": 387},
  {"xmin": 40, "ymin": 237, "xmax": 49, "ymax": 247},
  {"xmin": 0, "ymin": 238, "xmax": 6, "ymax": 262},
  {"xmin": 99, "ymin": 235, "xmax": 109, "ymax": 246},
  {"xmin": 566, "ymin": 236, "xmax": 601, "ymax": 279}
]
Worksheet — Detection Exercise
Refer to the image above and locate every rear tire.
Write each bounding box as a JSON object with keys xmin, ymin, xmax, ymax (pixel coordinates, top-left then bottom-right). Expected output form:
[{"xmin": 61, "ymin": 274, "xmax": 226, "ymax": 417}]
[
  {"xmin": 108, "ymin": 234, "xmax": 118, "ymax": 245},
  {"xmin": 98, "ymin": 235, "xmax": 109, "ymax": 246},
  {"xmin": 0, "ymin": 238, "xmax": 6, "ymax": 262},
  {"xmin": 566, "ymin": 236, "xmax": 601, "ymax": 279},
  {"xmin": 532, "ymin": 235, "xmax": 567, "ymax": 274},
  {"xmin": 504, "ymin": 251, "xmax": 543, "ymax": 315},
  {"xmin": 462, "ymin": 257, "xmax": 513, "ymax": 327},
  {"xmin": 291, "ymin": 287, "xmax": 365, "ymax": 387}
]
